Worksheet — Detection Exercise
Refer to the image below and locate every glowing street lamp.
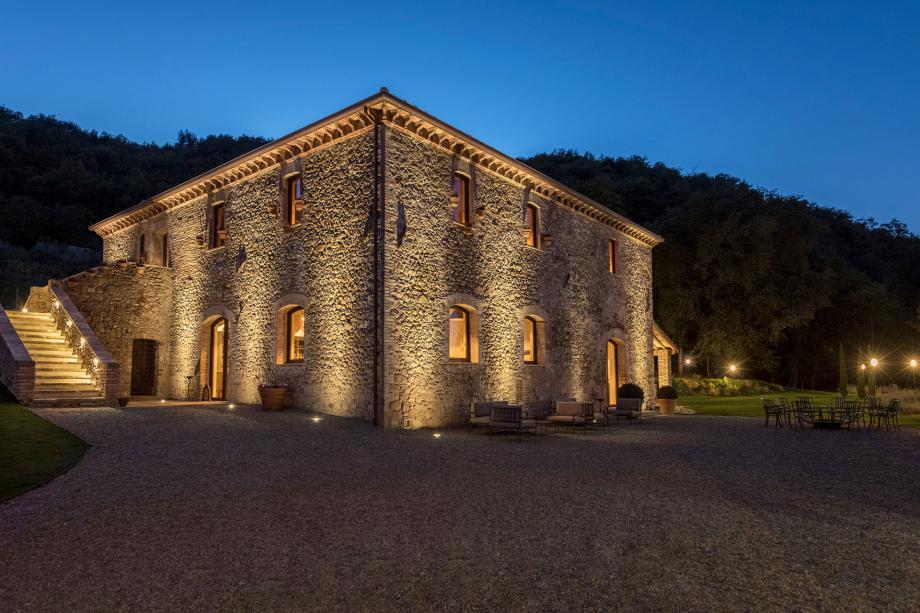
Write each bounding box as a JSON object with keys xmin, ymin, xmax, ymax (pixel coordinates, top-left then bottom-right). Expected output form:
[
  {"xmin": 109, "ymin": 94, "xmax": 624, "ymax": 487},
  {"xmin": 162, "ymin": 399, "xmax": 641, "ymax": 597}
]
[{"xmin": 870, "ymin": 358, "xmax": 879, "ymax": 368}]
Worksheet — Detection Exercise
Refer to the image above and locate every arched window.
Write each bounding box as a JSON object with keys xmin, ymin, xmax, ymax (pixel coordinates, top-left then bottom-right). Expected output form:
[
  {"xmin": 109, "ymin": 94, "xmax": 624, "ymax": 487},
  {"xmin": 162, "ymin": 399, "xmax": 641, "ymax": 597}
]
[
  {"xmin": 285, "ymin": 307, "xmax": 305, "ymax": 363},
  {"xmin": 524, "ymin": 203, "xmax": 540, "ymax": 249},
  {"xmin": 451, "ymin": 173, "xmax": 471, "ymax": 226},
  {"xmin": 523, "ymin": 316, "xmax": 538, "ymax": 363},
  {"xmin": 448, "ymin": 306, "xmax": 471, "ymax": 361}
]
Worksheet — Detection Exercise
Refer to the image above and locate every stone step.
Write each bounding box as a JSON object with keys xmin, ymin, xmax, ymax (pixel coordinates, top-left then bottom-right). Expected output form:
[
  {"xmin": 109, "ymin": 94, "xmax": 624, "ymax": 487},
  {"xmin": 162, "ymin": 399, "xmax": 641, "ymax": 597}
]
[
  {"xmin": 19, "ymin": 334, "xmax": 67, "ymax": 346},
  {"xmin": 10, "ymin": 321, "xmax": 59, "ymax": 331},
  {"xmin": 7, "ymin": 311, "xmax": 52, "ymax": 319},
  {"xmin": 35, "ymin": 372, "xmax": 92, "ymax": 383},
  {"xmin": 36, "ymin": 363, "xmax": 87, "ymax": 372},
  {"xmin": 31, "ymin": 397, "xmax": 108, "ymax": 408},
  {"xmin": 31, "ymin": 356, "xmax": 80, "ymax": 364},
  {"xmin": 27, "ymin": 350, "xmax": 77, "ymax": 360},
  {"xmin": 34, "ymin": 387, "xmax": 101, "ymax": 397}
]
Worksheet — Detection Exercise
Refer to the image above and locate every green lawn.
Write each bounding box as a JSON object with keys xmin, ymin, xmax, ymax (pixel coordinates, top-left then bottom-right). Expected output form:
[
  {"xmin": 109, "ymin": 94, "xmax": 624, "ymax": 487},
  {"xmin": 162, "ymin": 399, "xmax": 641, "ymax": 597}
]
[
  {"xmin": 680, "ymin": 391, "xmax": 920, "ymax": 428},
  {"xmin": 0, "ymin": 400, "xmax": 88, "ymax": 501}
]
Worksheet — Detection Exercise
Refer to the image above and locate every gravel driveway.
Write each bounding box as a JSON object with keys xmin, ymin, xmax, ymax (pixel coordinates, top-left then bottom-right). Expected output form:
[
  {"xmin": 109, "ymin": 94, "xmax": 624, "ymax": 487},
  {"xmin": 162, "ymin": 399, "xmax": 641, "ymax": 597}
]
[{"xmin": 1, "ymin": 406, "xmax": 918, "ymax": 612}]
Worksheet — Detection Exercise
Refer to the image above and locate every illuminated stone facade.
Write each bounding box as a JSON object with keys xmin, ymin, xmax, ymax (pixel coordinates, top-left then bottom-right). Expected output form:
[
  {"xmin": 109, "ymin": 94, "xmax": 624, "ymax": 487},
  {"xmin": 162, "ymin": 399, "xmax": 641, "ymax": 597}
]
[{"xmin": 77, "ymin": 91, "xmax": 662, "ymax": 426}]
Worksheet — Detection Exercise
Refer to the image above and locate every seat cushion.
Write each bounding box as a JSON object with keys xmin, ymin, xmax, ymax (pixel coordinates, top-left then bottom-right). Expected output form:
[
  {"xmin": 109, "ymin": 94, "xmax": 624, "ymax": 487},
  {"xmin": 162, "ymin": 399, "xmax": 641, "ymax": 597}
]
[
  {"xmin": 547, "ymin": 415, "xmax": 586, "ymax": 424},
  {"xmin": 555, "ymin": 401, "xmax": 584, "ymax": 417}
]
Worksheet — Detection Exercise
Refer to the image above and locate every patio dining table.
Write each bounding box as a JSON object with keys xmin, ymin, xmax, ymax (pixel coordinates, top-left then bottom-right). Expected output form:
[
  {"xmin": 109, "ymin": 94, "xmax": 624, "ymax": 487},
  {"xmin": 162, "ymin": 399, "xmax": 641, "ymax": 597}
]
[{"xmin": 798, "ymin": 400, "xmax": 854, "ymax": 429}]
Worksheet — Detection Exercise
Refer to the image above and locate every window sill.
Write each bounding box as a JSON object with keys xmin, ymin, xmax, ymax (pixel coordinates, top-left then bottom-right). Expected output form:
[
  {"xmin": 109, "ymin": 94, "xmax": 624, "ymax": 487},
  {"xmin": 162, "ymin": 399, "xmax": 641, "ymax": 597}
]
[
  {"xmin": 448, "ymin": 220, "xmax": 474, "ymax": 233},
  {"xmin": 207, "ymin": 245, "xmax": 228, "ymax": 252},
  {"xmin": 523, "ymin": 244, "xmax": 543, "ymax": 253},
  {"xmin": 277, "ymin": 361, "xmax": 305, "ymax": 367}
]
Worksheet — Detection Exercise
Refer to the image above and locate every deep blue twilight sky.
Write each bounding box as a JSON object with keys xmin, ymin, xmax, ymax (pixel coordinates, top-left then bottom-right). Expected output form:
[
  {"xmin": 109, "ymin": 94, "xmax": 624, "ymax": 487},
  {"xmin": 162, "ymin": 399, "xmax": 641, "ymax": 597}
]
[{"xmin": 1, "ymin": 1, "xmax": 917, "ymax": 229}]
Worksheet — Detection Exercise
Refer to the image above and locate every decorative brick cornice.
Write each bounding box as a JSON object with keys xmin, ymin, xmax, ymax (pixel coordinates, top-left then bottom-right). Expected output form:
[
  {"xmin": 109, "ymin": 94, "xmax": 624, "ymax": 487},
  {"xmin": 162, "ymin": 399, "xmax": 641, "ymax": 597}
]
[{"xmin": 90, "ymin": 89, "xmax": 663, "ymax": 247}]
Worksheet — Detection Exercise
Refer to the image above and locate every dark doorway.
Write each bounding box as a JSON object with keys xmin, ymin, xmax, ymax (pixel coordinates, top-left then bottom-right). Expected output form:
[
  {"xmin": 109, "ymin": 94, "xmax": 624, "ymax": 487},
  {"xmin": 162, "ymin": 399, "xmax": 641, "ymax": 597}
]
[{"xmin": 131, "ymin": 339, "xmax": 158, "ymax": 396}]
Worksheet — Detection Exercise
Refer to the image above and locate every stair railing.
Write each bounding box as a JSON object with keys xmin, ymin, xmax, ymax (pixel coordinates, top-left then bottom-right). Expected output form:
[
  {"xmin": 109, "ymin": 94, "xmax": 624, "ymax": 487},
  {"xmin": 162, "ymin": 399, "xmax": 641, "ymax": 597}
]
[
  {"xmin": 0, "ymin": 308, "xmax": 35, "ymax": 404},
  {"xmin": 47, "ymin": 283, "xmax": 119, "ymax": 405}
]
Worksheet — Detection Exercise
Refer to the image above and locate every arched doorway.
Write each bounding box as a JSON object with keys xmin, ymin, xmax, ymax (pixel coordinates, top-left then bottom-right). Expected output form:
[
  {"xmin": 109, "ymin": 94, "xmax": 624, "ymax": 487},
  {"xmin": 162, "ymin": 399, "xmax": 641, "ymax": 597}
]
[
  {"xmin": 209, "ymin": 317, "xmax": 228, "ymax": 400},
  {"xmin": 607, "ymin": 340, "xmax": 620, "ymax": 406}
]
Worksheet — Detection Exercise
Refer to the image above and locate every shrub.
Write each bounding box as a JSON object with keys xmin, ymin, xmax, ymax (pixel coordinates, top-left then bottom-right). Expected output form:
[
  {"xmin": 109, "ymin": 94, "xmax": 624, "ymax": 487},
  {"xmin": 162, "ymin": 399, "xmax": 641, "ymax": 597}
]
[
  {"xmin": 657, "ymin": 385, "xmax": 679, "ymax": 399},
  {"xmin": 617, "ymin": 383, "xmax": 645, "ymax": 400}
]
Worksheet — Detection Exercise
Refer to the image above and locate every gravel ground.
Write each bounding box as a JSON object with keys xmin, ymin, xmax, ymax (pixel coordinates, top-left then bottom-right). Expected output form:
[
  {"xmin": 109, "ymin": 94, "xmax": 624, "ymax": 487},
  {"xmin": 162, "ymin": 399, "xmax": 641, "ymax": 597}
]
[{"xmin": 1, "ymin": 406, "xmax": 918, "ymax": 612}]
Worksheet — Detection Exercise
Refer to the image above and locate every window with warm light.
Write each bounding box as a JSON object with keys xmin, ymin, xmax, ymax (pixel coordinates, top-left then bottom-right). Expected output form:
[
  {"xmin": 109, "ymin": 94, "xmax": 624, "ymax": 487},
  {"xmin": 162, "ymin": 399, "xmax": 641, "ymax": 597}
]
[
  {"xmin": 286, "ymin": 307, "xmax": 305, "ymax": 363},
  {"xmin": 523, "ymin": 316, "xmax": 538, "ymax": 363},
  {"xmin": 609, "ymin": 239, "xmax": 620, "ymax": 274},
  {"xmin": 211, "ymin": 203, "xmax": 226, "ymax": 248},
  {"xmin": 448, "ymin": 306, "xmax": 471, "ymax": 361},
  {"xmin": 524, "ymin": 204, "xmax": 540, "ymax": 249},
  {"xmin": 286, "ymin": 175, "xmax": 303, "ymax": 226},
  {"xmin": 451, "ymin": 173, "xmax": 471, "ymax": 226}
]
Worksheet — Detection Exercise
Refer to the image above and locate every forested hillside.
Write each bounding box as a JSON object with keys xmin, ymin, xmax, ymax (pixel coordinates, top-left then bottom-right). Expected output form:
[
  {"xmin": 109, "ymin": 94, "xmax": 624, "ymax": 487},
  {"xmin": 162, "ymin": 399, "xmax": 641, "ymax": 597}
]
[
  {"xmin": 1, "ymin": 106, "xmax": 917, "ymax": 390},
  {"xmin": 0, "ymin": 107, "xmax": 267, "ymax": 304},
  {"xmin": 524, "ymin": 152, "xmax": 920, "ymax": 389}
]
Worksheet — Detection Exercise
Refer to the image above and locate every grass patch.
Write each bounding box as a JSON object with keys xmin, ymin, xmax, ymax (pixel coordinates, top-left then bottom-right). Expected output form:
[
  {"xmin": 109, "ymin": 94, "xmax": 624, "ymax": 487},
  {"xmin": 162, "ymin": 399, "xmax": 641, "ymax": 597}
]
[
  {"xmin": 680, "ymin": 391, "xmax": 920, "ymax": 428},
  {"xmin": 0, "ymin": 400, "xmax": 88, "ymax": 501}
]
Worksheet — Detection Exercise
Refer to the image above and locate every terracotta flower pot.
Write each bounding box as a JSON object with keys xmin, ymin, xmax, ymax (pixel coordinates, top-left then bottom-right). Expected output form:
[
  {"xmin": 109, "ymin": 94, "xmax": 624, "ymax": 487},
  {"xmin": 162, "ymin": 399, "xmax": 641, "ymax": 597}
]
[
  {"xmin": 658, "ymin": 398, "xmax": 676, "ymax": 415},
  {"xmin": 259, "ymin": 387, "xmax": 288, "ymax": 411}
]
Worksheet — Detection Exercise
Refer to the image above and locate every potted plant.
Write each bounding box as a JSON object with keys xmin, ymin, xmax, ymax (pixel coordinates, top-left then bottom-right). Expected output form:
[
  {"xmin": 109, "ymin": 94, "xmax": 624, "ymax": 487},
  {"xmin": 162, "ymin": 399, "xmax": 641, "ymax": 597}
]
[
  {"xmin": 657, "ymin": 385, "xmax": 679, "ymax": 415},
  {"xmin": 258, "ymin": 382, "xmax": 289, "ymax": 411}
]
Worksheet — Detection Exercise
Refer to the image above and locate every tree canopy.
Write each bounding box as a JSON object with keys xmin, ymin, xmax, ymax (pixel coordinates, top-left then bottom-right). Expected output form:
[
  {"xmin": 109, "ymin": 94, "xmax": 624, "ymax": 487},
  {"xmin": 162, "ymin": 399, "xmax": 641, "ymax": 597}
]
[
  {"xmin": 524, "ymin": 151, "xmax": 920, "ymax": 389},
  {"xmin": 1, "ymin": 108, "xmax": 917, "ymax": 390}
]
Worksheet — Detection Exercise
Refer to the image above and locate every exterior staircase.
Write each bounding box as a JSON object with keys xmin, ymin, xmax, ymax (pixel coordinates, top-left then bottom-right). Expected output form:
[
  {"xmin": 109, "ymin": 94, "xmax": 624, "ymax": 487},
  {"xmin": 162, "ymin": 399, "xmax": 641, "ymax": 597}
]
[{"xmin": 6, "ymin": 310, "xmax": 106, "ymax": 407}]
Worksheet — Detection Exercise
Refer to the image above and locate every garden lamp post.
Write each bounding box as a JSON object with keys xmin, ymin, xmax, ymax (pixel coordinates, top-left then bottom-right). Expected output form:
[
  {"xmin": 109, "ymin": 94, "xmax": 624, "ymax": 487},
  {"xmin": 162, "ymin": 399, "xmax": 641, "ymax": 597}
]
[
  {"xmin": 869, "ymin": 358, "xmax": 879, "ymax": 397},
  {"xmin": 729, "ymin": 364, "xmax": 737, "ymax": 392},
  {"xmin": 911, "ymin": 359, "xmax": 917, "ymax": 402}
]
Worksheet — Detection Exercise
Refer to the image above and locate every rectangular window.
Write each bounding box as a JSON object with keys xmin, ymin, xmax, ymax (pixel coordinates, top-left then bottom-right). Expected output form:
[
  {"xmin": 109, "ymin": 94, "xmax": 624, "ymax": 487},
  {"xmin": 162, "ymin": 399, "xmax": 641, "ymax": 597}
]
[
  {"xmin": 525, "ymin": 204, "xmax": 540, "ymax": 249},
  {"xmin": 523, "ymin": 317, "xmax": 537, "ymax": 364},
  {"xmin": 609, "ymin": 239, "xmax": 620, "ymax": 274},
  {"xmin": 211, "ymin": 203, "xmax": 226, "ymax": 248},
  {"xmin": 161, "ymin": 233, "xmax": 170, "ymax": 267},
  {"xmin": 286, "ymin": 308, "xmax": 305, "ymax": 363},
  {"xmin": 451, "ymin": 174, "xmax": 470, "ymax": 226},
  {"xmin": 138, "ymin": 234, "xmax": 146, "ymax": 262},
  {"xmin": 286, "ymin": 175, "xmax": 303, "ymax": 226},
  {"xmin": 448, "ymin": 306, "xmax": 471, "ymax": 361}
]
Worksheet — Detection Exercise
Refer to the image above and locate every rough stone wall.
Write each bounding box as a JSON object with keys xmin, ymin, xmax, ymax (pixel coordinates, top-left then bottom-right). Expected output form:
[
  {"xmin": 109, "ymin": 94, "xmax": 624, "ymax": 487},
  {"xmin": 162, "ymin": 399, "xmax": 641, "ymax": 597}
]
[
  {"xmin": 148, "ymin": 131, "xmax": 377, "ymax": 414},
  {"xmin": 382, "ymin": 128, "xmax": 656, "ymax": 427},
  {"xmin": 102, "ymin": 229, "xmax": 136, "ymax": 264},
  {"xmin": 64, "ymin": 266, "xmax": 173, "ymax": 398}
]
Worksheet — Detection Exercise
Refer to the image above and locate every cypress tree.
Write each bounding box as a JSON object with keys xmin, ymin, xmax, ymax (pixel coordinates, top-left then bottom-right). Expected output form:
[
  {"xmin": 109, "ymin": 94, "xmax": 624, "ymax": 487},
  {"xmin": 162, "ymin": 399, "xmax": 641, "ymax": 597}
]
[
  {"xmin": 856, "ymin": 346, "xmax": 866, "ymax": 398},
  {"xmin": 837, "ymin": 343, "xmax": 848, "ymax": 397}
]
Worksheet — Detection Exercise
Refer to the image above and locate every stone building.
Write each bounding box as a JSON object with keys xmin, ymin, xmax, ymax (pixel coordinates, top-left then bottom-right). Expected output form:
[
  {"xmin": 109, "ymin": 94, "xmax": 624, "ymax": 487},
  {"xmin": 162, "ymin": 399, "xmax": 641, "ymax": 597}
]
[{"xmin": 2, "ymin": 90, "xmax": 675, "ymax": 425}]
